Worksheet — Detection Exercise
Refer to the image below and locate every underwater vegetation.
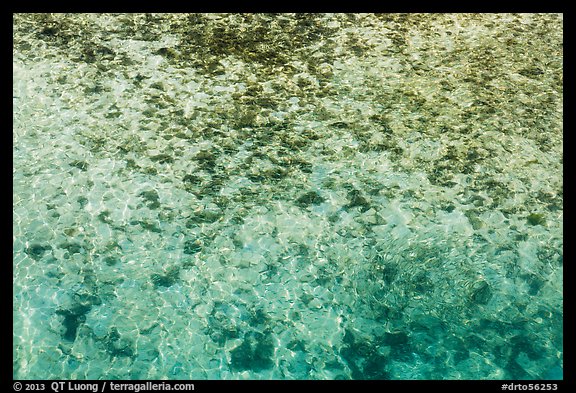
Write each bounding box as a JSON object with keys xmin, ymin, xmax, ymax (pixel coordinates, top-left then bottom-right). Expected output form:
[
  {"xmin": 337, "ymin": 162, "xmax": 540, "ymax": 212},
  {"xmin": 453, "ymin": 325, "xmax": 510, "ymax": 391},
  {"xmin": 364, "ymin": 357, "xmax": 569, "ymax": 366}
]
[{"xmin": 13, "ymin": 13, "xmax": 562, "ymax": 379}]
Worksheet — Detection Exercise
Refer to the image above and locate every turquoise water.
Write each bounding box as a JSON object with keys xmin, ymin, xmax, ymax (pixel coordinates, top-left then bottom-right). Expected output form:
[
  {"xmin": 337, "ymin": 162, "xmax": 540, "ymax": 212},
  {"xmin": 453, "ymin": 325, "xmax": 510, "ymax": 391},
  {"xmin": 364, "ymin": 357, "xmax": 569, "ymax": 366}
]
[{"xmin": 13, "ymin": 13, "xmax": 562, "ymax": 380}]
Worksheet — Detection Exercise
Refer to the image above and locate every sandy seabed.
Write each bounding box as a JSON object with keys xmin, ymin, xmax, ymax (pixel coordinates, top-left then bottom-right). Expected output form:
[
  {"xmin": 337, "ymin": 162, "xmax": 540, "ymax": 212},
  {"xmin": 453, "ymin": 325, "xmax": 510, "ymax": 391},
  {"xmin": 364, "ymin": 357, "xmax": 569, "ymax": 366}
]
[{"xmin": 13, "ymin": 13, "xmax": 562, "ymax": 380}]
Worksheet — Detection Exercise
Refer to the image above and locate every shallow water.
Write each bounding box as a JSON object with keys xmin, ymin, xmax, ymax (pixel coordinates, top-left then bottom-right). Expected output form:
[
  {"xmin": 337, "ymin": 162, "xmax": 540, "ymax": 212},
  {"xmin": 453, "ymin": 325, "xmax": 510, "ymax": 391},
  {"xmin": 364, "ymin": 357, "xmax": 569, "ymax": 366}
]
[{"xmin": 13, "ymin": 13, "xmax": 562, "ymax": 380}]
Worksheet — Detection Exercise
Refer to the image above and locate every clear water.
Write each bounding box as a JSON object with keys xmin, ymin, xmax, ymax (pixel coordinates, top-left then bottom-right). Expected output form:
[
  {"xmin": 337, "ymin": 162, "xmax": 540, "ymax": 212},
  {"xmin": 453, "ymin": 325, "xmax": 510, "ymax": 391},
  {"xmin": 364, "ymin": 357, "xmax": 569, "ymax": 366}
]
[{"xmin": 13, "ymin": 13, "xmax": 563, "ymax": 380}]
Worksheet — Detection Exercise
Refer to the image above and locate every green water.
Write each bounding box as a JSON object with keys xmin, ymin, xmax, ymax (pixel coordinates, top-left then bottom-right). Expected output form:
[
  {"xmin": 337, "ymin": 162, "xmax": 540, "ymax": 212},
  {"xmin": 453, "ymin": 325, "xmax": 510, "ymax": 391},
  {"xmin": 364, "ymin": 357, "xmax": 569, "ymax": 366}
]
[{"xmin": 13, "ymin": 13, "xmax": 562, "ymax": 380}]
